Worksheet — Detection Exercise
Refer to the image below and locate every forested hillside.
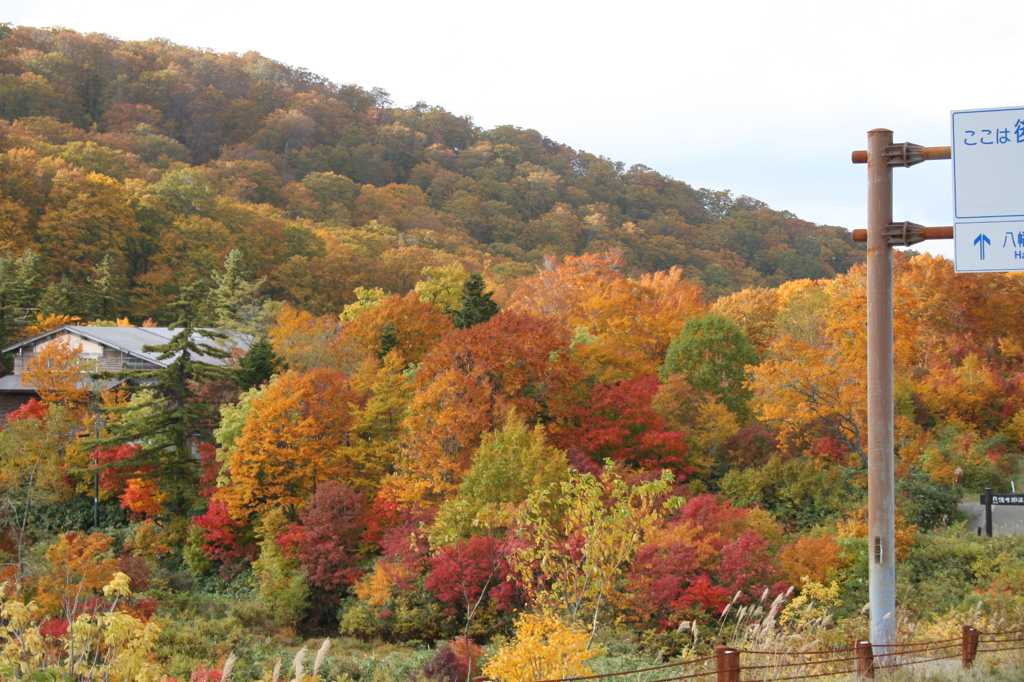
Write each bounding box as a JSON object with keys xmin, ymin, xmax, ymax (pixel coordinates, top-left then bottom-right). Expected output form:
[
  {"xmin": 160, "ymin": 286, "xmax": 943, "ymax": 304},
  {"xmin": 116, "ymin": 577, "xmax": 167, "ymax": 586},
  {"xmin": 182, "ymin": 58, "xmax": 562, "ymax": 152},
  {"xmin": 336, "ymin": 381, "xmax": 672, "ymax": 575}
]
[
  {"xmin": 8, "ymin": 23, "xmax": 1024, "ymax": 682},
  {"xmin": 0, "ymin": 23, "xmax": 862, "ymax": 335}
]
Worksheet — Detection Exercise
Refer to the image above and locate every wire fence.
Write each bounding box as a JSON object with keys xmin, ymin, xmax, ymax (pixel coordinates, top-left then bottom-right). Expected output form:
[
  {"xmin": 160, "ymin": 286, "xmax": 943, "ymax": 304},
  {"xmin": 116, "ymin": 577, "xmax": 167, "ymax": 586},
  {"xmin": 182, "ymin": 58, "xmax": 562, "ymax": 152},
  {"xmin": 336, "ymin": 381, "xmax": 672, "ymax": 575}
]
[{"xmin": 496, "ymin": 624, "xmax": 1024, "ymax": 682}]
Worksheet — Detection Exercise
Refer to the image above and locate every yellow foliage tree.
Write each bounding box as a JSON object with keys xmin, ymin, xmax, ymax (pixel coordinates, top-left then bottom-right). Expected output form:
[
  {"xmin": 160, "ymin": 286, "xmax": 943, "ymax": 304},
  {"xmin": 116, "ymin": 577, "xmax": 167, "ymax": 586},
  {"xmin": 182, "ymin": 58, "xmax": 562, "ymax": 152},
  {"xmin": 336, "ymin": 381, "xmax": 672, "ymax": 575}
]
[
  {"xmin": 779, "ymin": 579, "xmax": 842, "ymax": 632},
  {"xmin": 0, "ymin": 572, "xmax": 162, "ymax": 682},
  {"xmin": 835, "ymin": 508, "xmax": 916, "ymax": 560},
  {"xmin": 36, "ymin": 532, "xmax": 118, "ymax": 621},
  {"xmin": 22, "ymin": 313, "xmax": 81, "ymax": 338},
  {"xmin": 482, "ymin": 612, "xmax": 599, "ymax": 682},
  {"xmin": 0, "ymin": 405, "xmax": 76, "ymax": 576},
  {"xmin": 252, "ymin": 507, "xmax": 309, "ymax": 629},
  {"xmin": 685, "ymin": 398, "xmax": 741, "ymax": 478},
  {"xmin": 711, "ymin": 286, "xmax": 780, "ymax": 354},
  {"xmin": 269, "ymin": 303, "xmax": 348, "ymax": 371},
  {"xmin": 338, "ymin": 350, "xmax": 415, "ymax": 493},
  {"xmin": 748, "ymin": 336, "xmax": 866, "ymax": 462},
  {"xmin": 511, "ymin": 466, "xmax": 678, "ymax": 642},
  {"xmin": 21, "ymin": 334, "xmax": 91, "ymax": 409},
  {"xmin": 747, "ymin": 276, "xmax": 869, "ymax": 462}
]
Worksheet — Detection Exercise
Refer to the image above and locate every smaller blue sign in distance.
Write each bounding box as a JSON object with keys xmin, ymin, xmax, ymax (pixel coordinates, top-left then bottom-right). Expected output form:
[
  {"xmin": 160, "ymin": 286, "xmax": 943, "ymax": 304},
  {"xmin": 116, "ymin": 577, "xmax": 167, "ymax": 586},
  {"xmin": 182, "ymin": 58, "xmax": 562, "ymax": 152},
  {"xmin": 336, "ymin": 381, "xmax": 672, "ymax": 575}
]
[{"xmin": 954, "ymin": 220, "xmax": 1024, "ymax": 273}]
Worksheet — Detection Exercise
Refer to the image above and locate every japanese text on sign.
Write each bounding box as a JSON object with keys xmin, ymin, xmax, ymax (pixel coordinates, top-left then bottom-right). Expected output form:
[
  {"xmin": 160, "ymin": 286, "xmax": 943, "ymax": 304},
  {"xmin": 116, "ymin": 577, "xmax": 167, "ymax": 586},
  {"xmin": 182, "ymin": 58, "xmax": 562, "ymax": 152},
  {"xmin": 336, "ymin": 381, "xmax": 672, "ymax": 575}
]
[
  {"xmin": 952, "ymin": 106, "xmax": 1024, "ymax": 220},
  {"xmin": 959, "ymin": 116, "xmax": 1024, "ymax": 146}
]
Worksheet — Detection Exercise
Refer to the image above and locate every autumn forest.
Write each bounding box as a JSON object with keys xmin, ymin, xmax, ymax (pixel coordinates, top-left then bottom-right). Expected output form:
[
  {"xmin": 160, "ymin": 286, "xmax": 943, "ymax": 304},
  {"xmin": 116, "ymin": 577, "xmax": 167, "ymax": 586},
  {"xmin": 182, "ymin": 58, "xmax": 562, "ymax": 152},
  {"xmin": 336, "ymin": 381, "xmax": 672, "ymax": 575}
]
[{"xmin": 2, "ymin": 22, "xmax": 1024, "ymax": 682}]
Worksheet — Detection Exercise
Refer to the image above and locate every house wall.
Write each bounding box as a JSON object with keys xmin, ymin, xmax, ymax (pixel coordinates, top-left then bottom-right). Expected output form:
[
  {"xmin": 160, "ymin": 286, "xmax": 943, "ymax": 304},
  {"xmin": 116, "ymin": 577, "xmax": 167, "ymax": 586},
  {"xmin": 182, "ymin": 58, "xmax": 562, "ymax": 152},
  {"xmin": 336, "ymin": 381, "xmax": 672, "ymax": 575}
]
[
  {"xmin": 0, "ymin": 393, "xmax": 34, "ymax": 422},
  {"xmin": 12, "ymin": 349, "xmax": 30, "ymax": 374},
  {"xmin": 37, "ymin": 334, "xmax": 104, "ymax": 359},
  {"xmin": 99, "ymin": 348, "xmax": 122, "ymax": 372},
  {"xmin": 9, "ymin": 341, "xmax": 125, "ymax": 375}
]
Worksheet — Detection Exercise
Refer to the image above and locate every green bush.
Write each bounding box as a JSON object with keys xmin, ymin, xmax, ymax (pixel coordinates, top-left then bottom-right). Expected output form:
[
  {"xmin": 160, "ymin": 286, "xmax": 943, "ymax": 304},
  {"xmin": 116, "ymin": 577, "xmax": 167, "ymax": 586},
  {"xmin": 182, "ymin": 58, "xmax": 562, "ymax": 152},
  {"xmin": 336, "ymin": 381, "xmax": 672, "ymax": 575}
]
[
  {"xmin": 339, "ymin": 592, "xmax": 458, "ymax": 644},
  {"xmin": 154, "ymin": 615, "xmax": 250, "ymax": 680},
  {"xmin": 898, "ymin": 530, "xmax": 1024, "ymax": 620},
  {"xmin": 896, "ymin": 469, "xmax": 963, "ymax": 531},
  {"xmin": 719, "ymin": 455, "xmax": 860, "ymax": 528},
  {"xmin": 31, "ymin": 494, "xmax": 128, "ymax": 534}
]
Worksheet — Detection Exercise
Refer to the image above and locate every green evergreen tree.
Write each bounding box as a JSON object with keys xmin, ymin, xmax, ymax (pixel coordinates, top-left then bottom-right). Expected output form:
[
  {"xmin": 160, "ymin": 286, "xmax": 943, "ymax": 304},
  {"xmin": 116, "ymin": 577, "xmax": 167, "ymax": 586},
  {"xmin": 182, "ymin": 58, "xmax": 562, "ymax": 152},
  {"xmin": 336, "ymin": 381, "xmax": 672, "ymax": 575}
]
[
  {"xmin": 237, "ymin": 336, "xmax": 283, "ymax": 390},
  {"xmin": 207, "ymin": 249, "xmax": 269, "ymax": 338},
  {"xmin": 452, "ymin": 273, "xmax": 499, "ymax": 329},
  {"xmin": 0, "ymin": 249, "xmax": 42, "ymax": 348},
  {"xmin": 95, "ymin": 286, "xmax": 237, "ymax": 515},
  {"xmin": 376, "ymin": 322, "xmax": 400, "ymax": 360},
  {"xmin": 37, "ymin": 277, "xmax": 78, "ymax": 317},
  {"xmin": 661, "ymin": 313, "xmax": 757, "ymax": 420},
  {"xmin": 84, "ymin": 253, "xmax": 126, "ymax": 320}
]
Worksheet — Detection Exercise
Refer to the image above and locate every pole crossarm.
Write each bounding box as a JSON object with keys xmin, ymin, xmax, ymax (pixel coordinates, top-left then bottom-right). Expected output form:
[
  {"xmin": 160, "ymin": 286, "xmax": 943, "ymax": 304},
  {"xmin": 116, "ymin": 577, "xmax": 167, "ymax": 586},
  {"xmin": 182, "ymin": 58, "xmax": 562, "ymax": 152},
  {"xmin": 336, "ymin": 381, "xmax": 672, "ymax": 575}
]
[
  {"xmin": 851, "ymin": 145, "xmax": 951, "ymax": 165},
  {"xmin": 851, "ymin": 224, "xmax": 953, "ymax": 245}
]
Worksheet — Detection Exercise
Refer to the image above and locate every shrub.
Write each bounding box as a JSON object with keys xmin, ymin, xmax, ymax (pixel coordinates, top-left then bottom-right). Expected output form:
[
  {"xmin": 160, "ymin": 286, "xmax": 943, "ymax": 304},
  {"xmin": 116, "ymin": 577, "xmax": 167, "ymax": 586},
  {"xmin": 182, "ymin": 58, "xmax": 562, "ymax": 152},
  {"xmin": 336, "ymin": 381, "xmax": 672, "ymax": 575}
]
[{"xmin": 482, "ymin": 612, "xmax": 599, "ymax": 682}]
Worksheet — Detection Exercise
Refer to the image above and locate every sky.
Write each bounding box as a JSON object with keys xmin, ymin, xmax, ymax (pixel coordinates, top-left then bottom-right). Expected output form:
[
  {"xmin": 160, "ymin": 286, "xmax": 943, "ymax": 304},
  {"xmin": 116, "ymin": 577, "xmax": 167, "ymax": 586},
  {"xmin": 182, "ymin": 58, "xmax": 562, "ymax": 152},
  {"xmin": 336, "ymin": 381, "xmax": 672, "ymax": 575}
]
[{"xmin": 7, "ymin": 0, "xmax": 1024, "ymax": 260}]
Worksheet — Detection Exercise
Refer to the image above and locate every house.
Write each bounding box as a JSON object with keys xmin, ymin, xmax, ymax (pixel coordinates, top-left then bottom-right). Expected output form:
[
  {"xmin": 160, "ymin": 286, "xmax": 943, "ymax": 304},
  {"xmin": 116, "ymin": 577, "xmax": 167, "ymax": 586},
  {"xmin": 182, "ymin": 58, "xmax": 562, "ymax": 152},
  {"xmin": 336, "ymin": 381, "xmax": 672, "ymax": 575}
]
[{"xmin": 0, "ymin": 325, "xmax": 247, "ymax": 421}]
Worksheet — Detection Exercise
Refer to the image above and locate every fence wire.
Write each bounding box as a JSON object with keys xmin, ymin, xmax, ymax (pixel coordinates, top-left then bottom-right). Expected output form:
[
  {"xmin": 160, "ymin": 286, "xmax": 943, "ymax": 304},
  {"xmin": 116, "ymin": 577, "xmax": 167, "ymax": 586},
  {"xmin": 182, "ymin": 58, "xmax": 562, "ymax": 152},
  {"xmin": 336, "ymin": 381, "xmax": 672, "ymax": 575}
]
[{"xmin": 528, "ymin": 625, "xmax": 1024, "ymax": 682}]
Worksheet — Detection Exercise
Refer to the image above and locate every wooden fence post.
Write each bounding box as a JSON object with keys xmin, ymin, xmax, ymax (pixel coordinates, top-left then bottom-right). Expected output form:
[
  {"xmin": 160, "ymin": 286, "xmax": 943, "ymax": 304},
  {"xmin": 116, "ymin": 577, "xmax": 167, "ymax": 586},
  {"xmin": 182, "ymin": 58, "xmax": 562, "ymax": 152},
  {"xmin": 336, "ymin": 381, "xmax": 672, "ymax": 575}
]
[
  {"xmin": 715, "ymin": 645, "xmax": 740, "ymax": 682},
  {"xmin": 854, "ymin": 640, "xmax": 874, "ymax": 678},
  {"xmin": 962, "ymin": 625, "xmax": 979, "ymax": 668}
]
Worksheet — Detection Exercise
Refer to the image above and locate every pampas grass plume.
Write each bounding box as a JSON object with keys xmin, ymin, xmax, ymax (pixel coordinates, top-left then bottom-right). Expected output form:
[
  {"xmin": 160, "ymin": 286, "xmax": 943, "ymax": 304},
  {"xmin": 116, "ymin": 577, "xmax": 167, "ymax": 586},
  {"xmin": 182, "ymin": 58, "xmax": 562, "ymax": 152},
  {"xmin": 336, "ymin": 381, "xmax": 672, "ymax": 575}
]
[
  {"xmin": 292, "ymin": 646, "xmax": 307, "ymax": 682},
  {"xmin": 313, "ymin": 638, "xmax": 331, "ymax": 678},
  {"xmin": 221, "ymin": 653, "xmax": 236, "ymax": 682}
]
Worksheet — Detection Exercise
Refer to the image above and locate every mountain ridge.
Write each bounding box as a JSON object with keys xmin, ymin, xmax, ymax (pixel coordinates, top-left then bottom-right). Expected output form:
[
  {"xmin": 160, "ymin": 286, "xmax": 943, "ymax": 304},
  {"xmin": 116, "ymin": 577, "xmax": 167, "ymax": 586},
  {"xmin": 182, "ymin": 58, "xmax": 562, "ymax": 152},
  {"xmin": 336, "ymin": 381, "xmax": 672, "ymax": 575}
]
[{"xmin": 0, "ymin": 23, "xmax": 864, "ymax": 325}]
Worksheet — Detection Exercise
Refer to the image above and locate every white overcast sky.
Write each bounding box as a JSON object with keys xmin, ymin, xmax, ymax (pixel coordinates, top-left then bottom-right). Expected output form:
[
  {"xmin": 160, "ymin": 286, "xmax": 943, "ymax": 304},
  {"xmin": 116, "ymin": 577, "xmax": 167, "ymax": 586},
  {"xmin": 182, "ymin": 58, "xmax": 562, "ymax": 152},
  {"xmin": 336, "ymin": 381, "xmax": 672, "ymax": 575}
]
[{"xmin": 8, "ymin": 0, "xmax": 1024, "ymax": 259}]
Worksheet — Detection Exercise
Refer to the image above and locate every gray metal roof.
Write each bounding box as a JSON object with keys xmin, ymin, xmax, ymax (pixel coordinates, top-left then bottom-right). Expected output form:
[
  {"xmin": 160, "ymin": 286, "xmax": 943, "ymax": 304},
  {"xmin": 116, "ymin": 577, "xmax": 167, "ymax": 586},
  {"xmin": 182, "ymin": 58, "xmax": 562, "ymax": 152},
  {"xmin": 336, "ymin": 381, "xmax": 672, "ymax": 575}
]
[
  {"xmin": 2, "ymin": 326, "xmax": 248, "ymax": 367},
  {"xmin": 0, "ymin": 374, "xmax": 34, "ymax": 393}
]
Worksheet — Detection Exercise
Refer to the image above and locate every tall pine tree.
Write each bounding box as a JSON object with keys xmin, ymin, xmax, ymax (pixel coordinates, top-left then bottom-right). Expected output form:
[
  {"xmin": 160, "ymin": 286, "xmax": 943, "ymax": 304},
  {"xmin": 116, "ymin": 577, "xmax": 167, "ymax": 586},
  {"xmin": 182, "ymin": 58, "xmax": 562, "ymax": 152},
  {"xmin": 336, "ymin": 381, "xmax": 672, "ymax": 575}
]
[{"xmin": 94, "ymin": 286, "xmax": 237, "ymax": 514}]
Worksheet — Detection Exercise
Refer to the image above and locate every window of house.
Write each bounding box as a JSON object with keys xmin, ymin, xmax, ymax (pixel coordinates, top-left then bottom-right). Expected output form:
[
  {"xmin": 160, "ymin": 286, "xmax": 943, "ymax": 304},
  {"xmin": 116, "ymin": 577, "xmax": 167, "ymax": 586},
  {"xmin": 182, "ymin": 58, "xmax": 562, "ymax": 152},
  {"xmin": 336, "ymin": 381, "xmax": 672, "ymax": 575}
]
[{"xmin": 122, "ymin": 355, "xmax": 161, "ymax": 371}]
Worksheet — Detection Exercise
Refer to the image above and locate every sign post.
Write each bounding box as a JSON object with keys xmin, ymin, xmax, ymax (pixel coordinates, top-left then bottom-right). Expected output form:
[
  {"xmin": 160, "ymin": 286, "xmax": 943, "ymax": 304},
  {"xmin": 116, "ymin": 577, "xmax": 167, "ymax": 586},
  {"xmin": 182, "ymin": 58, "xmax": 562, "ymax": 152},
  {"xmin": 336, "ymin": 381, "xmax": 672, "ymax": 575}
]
[
  {"xmin": 852, "ymin": 135, "xmax": 952, "ymax": 652},
  {"xmin": 865, "ymin": 129, "xmax": 897, "ymax": 651},
  {"xmin": 979, "ymin": 487, "xmax": 1024, "ymax": 537},
  {"xmin": 851, "ymin": 105, "xmax": 1024, "ymax": 651}
]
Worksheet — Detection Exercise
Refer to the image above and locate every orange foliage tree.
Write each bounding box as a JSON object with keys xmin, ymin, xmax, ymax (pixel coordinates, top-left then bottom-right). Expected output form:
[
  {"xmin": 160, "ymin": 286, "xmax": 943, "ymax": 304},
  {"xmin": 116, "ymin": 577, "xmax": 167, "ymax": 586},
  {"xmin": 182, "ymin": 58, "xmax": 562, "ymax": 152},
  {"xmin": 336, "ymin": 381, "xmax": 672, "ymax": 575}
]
[
  {"xmin": 777, "ymin": 535, "xmax": 846, "ymax": 586},
  {"xmin": 268, "ymin": 303, "xmax": 347, "ymax": 371},
  {"xmin": 508, "ymin": 251, "xmax": 705, "ymax": 382},
  {"xmin": 219, "ymin": 368, "xmax": 359, "ymax": 522},
  {"xmin": 342, "ymin": 291, "xmax": 454, "ymax": 364},
  {"xmin": 383, "ymin": 311, "xmax": 579, "ymax": 507},
  {"xmin": 22, "ymin": 313, "xmax": 81, "ymax": 338},
  {"xmin": 747, "ymin": 278, "xmax": 867, "ymax": 462},
  {"xmin": 36, "ymin": 532, "xmax": 118, "ymax": 621}
]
